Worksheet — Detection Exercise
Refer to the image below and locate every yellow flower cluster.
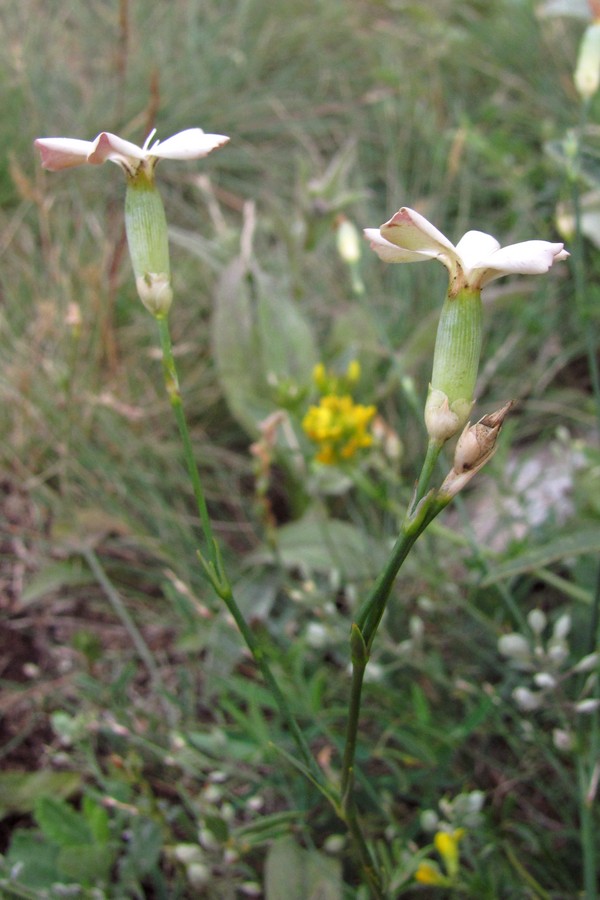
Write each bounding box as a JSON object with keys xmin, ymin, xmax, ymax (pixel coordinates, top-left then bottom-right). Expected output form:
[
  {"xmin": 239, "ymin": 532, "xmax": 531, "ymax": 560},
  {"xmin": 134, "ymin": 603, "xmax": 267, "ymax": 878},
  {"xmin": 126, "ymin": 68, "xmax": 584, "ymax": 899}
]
[
  {"xmin": 312, "ymin": 360, "xmax": 361, "ymax": 395},
  {"xmin": 415, "ymin": 828, "xmax": 465, "ymax": 887},
  {"xmin": 302, "ymin": 363, "xmax": 376, "ymax": 465}
]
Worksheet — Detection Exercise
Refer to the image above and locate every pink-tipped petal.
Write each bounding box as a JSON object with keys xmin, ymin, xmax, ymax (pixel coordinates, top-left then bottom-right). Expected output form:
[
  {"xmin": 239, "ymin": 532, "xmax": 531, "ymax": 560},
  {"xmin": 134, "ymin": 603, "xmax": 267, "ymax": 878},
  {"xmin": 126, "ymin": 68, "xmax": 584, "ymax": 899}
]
[
  {"xmin": 476, "ymin": 240, "xmax": 570, "ymax": 286},
  {"xmin": 34, "ymin": 137, "xmax": 95, "ymax": 171},
  {"xmin": 380, "ymin": 207, "xmax": 457, "ymax": 255},
  {"xmin": 151, "ymin": 128, "xmax": 230, "ymax": 160},
  {"xmin": 87, "ymin": 132, "xmax": 146, "ymax": 166},
  {"xmin": 364, "ymin": 228, "xmax": 434, "ymax": 263}
]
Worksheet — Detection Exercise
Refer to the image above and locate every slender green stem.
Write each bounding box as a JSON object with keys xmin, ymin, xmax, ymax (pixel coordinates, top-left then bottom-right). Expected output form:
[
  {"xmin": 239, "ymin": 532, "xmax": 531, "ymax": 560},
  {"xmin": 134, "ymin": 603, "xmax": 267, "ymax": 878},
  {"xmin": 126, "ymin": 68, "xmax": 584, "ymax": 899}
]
[
  {"xmin": 154, "ymin": 314, "xmax": 322, "ymax": 784},
  {"xmin": 156, "ymin": 316, "xmax": 217, "ymax": 563},
  {"xmin": 412, "ymin": 438, "xmax": 443, "ymax": 512},
  {"xmin": 216, "ymin": 578, "xmax": 323, "ymax": 784},
  {"xmin": 338, "ymin": 625, "xmax": 385, "ymax": 898},
  {"xmin": 355, "ymin": 492, "xmax": 447, "ymax": 650},
  {"xmin": 338, "ymin": 448, "xmax": 450, "ymax": 897}
]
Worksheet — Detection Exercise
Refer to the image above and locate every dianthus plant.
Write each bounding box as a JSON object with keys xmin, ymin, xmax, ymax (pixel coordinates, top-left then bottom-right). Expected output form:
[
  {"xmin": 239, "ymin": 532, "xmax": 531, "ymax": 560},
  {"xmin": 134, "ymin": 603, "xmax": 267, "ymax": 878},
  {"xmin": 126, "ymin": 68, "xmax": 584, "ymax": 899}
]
[{"xmin": 35, "ymin": 128, "xmax": 568, "ymax": 898}]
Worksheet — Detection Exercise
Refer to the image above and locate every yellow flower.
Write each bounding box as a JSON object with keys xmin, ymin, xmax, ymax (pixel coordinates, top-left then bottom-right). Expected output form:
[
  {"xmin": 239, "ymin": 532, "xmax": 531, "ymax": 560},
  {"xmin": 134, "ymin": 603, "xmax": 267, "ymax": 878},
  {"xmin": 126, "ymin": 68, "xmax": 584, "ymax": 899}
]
[
  {"xmin": 311, "ymin": 360, "xmax": 362, "ymax": 396},
  {"xmin": 414, "ymin": 861, "xmax": 449, "ymax": 886},
  {"xmin": 435, "ymin": 828, "xmax": 465, "ymax": 879},
  {"xmin": 302, "ymin": 393, "xmax": 376, "ymax": 465}
]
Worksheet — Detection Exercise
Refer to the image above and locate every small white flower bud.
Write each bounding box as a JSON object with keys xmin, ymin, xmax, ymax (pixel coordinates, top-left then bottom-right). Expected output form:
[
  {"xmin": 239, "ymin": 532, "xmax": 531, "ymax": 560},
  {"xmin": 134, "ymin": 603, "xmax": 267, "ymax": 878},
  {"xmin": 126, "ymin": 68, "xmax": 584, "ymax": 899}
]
[
  {"xmin": 553, "ymin": 614, "xmax": 571, "ymax": 641},
  {"xmin": 553, "ymin": 728, "xmax": 575, "ymax": 752},
  {"xmin": 198, "ymin": 828, "xmax": 219, "ymax": 851},
  {"xmin": 420, "ymin": 809, "xmax": 439, "ymax": 832},
  {"xmin": 173, "ymin": 844, "xmax": 203, "ymax": 865},
  {"xmin": 573, "ymin": 652, "xmax": 599, "ymax": 674},
  {"xmin": 575, "ymin": 698, "xmax": 600, "ymax": 714},
  {"xmin": 306, "ymin": 622, "xmax": 329, "ymax": 648},
  {"xmin": 187, "ymin": 863, "xmax": 211, "ymax": 889},
  {"xmin": 534, "ymin": 672, "xmax": 557, "ymax": 690},
  {"xmin": 547, "ymin": 639, "xmax": 569, "ymax": 667},
  {"xmin": 324, "ymin": 834, "xmax": 346, "ymax": 854},
  {"xmin": 498, "ymin": 633, "xmax": 531, "ymax": 664},
  {"xmin": 465, "ymin": 790, "xmax": 485, "ymax": 815},
  {"xmin": 409, "ymin": 615, "xmax": 424, "ymax": 642},
  {"xmin": 575, "ymin": 22, "xmax": 600, "ymax": 100},
  {"xmin": 527, "ymin": 609, "xmax": 547, "ymax": 636},
  {"xmin": 513, "ymin": 686, "xmax": 543, "ymax": 711},
  {"xmin": 364, "ymin": 661, "xmax": 384, "ymax": 683},
  {"xmin": 336, "ymin": 218, "xmax": 361, "ymax": 264}
]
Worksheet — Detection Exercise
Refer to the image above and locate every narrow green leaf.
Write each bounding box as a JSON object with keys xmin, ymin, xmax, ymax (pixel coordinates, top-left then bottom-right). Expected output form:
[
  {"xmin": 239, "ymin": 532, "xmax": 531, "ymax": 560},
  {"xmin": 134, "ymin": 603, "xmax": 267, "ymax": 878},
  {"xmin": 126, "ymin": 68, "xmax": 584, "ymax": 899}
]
[{"xmin": 481, "ymin": 528, "xmax": 600, "ymax": 589}]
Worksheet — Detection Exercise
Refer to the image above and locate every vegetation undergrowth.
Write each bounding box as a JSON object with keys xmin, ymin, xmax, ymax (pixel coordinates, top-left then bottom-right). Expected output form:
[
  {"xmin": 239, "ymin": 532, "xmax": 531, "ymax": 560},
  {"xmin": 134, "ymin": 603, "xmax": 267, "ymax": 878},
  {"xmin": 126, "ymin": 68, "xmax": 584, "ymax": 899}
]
[{"xmin": 1, "ymin": 0, "xmax": 600, "ymax": 897}]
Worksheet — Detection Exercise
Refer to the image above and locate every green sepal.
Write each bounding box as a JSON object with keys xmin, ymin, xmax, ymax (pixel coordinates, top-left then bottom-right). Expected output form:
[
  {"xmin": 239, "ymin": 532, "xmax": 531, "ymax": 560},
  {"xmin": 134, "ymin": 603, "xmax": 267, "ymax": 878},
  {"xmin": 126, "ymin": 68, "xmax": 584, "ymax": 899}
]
[{"xmin": 430, "ymin": 287, "xmax": 482, "ymax": 411}]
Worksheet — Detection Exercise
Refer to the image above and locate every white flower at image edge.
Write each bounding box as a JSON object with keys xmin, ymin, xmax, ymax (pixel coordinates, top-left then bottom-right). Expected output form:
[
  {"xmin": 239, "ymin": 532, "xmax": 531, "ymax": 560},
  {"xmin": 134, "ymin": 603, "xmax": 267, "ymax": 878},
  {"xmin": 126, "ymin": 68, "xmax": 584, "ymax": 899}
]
[
  {"xmin": 34, "ymin": 128, "xmax": 229, "ymax": 176},
  {"xmin": 364, "ymin": 206, "xmax": 569, "ymax": 294}
]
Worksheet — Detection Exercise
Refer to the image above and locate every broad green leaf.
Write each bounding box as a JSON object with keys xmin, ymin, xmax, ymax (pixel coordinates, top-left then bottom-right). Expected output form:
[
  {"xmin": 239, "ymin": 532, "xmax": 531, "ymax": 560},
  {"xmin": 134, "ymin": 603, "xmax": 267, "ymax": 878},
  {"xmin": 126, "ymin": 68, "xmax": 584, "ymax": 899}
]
[
  {"xmin": 481, "ymin": 527, "xmax": 600, "ymax": 590},
  {"xmin": 120, "ymin": 817, "xmax": 163, "ymax": 879},
  {"xmin": 34, "ymin": 795, "xmax": 91, "ymax": 848},
  {"xmin": 0, "ymin": 771, "xmax": 81, "ymax": 820},
  {"xmin": 5, "ymin": 829, "xmax": 62, "ymax": 890},
  {"xmin": 213, "ymin": 259, "xmax": 317, "ymax": 436},
  {"xmin": 57, "ymin": 843, "xmax": 114, "ymax": 885},
  {"xmin": 265, "ymin": 836, "xmax": 342, "ymax": 900},
  {"xmin": 250, "ymin": 515, "xmax": 386, "ymax": 580},
  {"xmin": 82, "ymin": 794, "xmax": 111, "ymax": 845}
]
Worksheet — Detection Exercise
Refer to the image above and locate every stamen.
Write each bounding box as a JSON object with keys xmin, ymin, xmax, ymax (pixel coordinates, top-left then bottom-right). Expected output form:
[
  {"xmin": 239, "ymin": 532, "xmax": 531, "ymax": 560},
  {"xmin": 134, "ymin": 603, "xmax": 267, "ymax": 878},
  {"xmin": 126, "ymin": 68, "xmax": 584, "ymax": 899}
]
[{"xmin": 142, "ymin": 128, "xmax": 158, "ymax": 152}]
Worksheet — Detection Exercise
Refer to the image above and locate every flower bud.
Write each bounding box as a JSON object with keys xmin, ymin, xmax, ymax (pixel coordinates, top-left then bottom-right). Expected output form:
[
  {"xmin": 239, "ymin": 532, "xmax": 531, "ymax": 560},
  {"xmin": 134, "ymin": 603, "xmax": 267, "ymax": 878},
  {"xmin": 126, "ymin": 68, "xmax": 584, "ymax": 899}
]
[
  {"xmin": 527, "ymin": 608, "xmax": 547, "ymax": 636},
  {"xmin": 513, "ymin": 686, "xmax": 542, "ymax": 711},
  {"xmin": 336, "ymin": 217, "xmax": 361, "ymax": 264},
  {"xmin": 125, "ymin": 169, "xmax": 173, "ymax": 317},
  {"xmin": 439, "ymin": 401, "xmax": 514, "ymax": 498},
  {"xmin": 553, "ymin": 728, "xmax": 575, "ymax": 752},
  {"xmin": 135, "ymin": 273, "xmax": 173, "ymax": 317},
  {"xmin": 498, "ymin": 632, "xmax": 531, "ymax": 665},
  {"xmin": 425, "ymin": 389, "xmax": 472, "ymax": 443},
  {"xmin": 573, "ymin": 652, "xmax": 600, "ymax": 674},
  {"xmin": 575, "ymin": 22, "xmax": 600, "ymax": 100},
  {"xmin": 553, "ymin": 613, "xmax": 571, "ymax": 641},
  {"xmin": 534, "ymin": 672, "xmax": 557, "ymax": 690}
]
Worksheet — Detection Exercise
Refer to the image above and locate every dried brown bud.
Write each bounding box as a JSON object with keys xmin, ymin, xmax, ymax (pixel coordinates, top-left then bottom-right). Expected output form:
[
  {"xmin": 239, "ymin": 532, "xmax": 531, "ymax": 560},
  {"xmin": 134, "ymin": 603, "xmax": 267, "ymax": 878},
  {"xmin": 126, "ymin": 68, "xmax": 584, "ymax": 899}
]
[{"xmin": 439, "ymin": 401, "xmax": 514, "ymax": 498}]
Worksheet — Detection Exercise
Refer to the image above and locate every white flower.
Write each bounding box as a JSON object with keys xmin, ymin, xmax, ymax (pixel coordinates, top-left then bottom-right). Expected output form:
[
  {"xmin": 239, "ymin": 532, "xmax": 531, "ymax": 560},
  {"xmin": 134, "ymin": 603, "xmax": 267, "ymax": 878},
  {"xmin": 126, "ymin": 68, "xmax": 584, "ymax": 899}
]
[
  {"xmin": 34, "ymin": 127, "xmax": 229, "ymax": 176},
  {"xmin": 364, "ymin": 206, "xmax": 568, "ymax": 294}
]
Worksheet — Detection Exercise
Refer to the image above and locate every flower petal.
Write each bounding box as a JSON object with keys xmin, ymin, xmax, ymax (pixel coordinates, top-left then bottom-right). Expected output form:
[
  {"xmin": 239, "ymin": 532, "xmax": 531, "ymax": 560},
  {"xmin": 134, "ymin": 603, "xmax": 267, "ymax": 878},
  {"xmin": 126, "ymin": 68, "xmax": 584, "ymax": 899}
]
[
  {"xmin": 380, "ymin": 206, "xmax": 456, "ymax": 253},
  {"xmin": 150, "ymin": 128, "xmax": 230, "ymax": 160},
  {"xmin": 475, "ymin": 240, "xmax": 569, "ymax": 286},
  {"xmin": 364, "ymin": 228, "xmax": 435, "ymax": 263},
  {"xmin": 455, "ymin": 230, "xmax": 501, "ymax": 272},
  {"xmin": 34, "ymin": 137, "xmax": 95, "ymax": 171},
  {"xmin": 87, "ymin": 132, "xmax": 146, "ymax": 166}
]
